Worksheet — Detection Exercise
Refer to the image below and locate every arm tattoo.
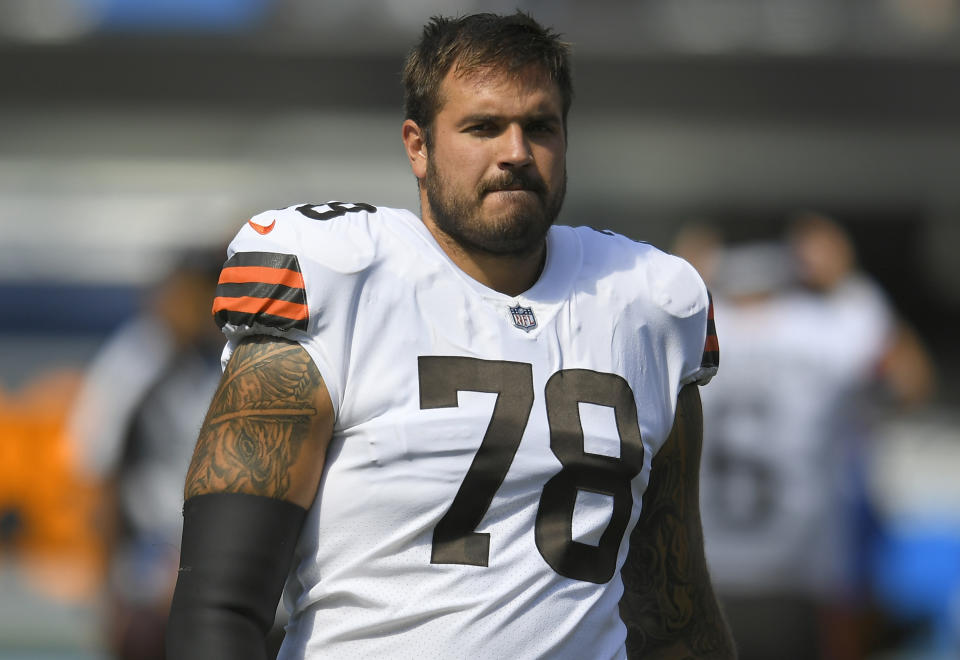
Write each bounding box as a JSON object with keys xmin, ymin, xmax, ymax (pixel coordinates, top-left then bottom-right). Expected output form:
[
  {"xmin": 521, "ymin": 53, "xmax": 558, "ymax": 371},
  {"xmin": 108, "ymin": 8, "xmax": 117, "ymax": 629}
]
[
  {"xmin": 184, "ymin": 335, "xmax": 323, "ymax": 500},
  {"xmin": 619, "ymin": 385, "xmax": 736, "ymax": 659}
]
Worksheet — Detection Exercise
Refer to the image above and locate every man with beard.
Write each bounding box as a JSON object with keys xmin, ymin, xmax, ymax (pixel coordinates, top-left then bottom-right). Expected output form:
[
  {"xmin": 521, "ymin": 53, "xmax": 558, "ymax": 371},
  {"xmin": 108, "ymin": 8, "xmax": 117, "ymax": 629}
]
[{"xmin": 166, "ymin": 12, "xmax": 734, "ymax": 660}]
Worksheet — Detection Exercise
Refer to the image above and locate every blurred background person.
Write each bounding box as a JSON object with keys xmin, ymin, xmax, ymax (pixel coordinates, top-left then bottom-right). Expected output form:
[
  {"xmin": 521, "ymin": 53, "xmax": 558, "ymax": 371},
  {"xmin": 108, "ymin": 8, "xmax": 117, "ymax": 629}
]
[
  {"xmin": 786, "ymin": 212, "xmax": 950, "ymax": 660},
  {"xmin": 685, "ymin": 214, "xmax": 936, "ymax": 660},
  {"xmin": 696, "ymin": 239, "xmax": 852, "ymax": 660},
  {"xmin": 788, "ymin": 211, "xmax": 936, "ymax": 411},
  {"xmin": 66, "ymin": 251, "xmax": 224, "ymax": 660}
]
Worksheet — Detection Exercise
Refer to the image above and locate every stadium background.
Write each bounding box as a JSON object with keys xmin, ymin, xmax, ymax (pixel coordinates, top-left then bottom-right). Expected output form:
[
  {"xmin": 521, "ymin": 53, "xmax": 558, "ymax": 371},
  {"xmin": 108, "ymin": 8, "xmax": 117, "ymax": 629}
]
[{"xmin": 1, "ymin": 1, "xmax": 958, "ymax": 658}]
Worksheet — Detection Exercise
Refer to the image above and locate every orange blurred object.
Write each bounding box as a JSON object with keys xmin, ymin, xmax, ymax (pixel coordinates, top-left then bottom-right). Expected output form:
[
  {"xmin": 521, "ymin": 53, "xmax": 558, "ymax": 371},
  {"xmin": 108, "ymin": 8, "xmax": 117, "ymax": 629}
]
[{"xmin": 0, "ymin": 369, "xmax": 107, "ymax": 601}]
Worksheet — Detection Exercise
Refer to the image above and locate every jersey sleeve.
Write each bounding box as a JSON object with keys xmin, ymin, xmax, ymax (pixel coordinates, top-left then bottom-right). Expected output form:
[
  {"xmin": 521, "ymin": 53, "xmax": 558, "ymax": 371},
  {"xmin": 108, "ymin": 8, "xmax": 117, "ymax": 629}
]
[
  {"xmin": 211, "ymin": 203, "xmax": 380, "ymax": 415},
  {"xmin": 643, "ymin": 248, "xmax": 719, "ymax": 388}
]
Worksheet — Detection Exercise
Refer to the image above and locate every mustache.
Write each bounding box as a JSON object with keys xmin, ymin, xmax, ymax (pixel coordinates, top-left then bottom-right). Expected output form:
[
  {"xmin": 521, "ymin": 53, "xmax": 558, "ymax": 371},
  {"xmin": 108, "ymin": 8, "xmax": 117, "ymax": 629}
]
[{"xmin": 479, "ymin": 171, "xmax": 546, "ymax": 196}]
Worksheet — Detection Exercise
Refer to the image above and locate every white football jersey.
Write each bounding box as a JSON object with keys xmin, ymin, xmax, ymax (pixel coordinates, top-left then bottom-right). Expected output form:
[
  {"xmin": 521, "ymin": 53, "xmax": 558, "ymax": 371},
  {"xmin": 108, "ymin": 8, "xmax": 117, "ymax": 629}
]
[{"xmin": 214, "ymin": 203, "xmax": 717, "ymax": 659}]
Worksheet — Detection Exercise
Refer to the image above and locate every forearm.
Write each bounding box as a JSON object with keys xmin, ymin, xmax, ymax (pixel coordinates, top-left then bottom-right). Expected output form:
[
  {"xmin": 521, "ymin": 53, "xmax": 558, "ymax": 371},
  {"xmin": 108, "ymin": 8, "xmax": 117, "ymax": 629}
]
[
  {"xmin": 620, "ymin": 526, "xmax": 733, "ymax": 659},
  {"xmin": 619, "ymin": 385, "xmax": 736, "ymax": 659},
  {"xmin": 166, "ymin": 493, "xmax": 306, "ymax": 660}
]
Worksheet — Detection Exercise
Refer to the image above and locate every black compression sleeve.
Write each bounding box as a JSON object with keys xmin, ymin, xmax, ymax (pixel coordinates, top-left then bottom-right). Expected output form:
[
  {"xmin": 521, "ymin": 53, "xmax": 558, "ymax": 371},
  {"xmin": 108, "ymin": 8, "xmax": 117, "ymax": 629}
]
[{"xmin": 166, "ymin": 492, "xmax": 307, "ymax": 660}]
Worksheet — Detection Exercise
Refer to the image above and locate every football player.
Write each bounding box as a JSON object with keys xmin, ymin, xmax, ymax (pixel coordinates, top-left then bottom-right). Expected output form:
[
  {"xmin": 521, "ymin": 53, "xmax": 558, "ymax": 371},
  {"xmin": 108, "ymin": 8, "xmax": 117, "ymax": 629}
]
[{"xmin": 166, "ymin": 12, "xmax": 734, "ymax": 660}]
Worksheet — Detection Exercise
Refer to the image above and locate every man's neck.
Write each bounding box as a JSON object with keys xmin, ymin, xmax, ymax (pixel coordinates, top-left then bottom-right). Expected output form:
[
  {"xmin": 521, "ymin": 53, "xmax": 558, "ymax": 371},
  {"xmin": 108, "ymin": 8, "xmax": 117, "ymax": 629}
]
[{"xmin": 421, "ymin": 216, "xmax": 547, "ymax": 298}]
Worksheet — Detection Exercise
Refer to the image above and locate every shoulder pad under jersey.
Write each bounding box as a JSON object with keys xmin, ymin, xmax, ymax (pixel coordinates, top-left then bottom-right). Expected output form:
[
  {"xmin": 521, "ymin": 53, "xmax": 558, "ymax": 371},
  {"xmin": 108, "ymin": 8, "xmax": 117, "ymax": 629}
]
[
  {"xmin": 579, "ymin": 227, "xmax": 718, "ymax": 384},
  {"xmin": 212, "ymin": 201, "xmax": 381, "ymax": 335}
]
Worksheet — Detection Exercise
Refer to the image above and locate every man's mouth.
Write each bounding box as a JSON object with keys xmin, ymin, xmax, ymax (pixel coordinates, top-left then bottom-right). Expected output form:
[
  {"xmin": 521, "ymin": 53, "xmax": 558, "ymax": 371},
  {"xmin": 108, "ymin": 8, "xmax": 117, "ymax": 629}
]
[{"xmin": 483, "ymin": 178, "xmax": 542, "ymax": 196}]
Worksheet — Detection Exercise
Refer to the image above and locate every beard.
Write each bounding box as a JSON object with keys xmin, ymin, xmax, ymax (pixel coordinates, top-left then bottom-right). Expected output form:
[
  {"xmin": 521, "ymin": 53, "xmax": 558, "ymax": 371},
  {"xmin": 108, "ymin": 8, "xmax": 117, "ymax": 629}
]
[{"xmin": 424, "ymin": 158, "xmax": 566, "ymax": 257}]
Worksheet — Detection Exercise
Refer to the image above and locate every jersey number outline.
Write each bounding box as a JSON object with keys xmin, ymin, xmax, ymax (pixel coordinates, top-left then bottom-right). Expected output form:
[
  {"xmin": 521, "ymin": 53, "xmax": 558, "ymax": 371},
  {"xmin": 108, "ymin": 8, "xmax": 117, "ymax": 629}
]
[
  {"xmin": 418, "ymin": 356, "xmax": 645, "ymax": 584},
  {"xmin": 296, "ymin": 201, "xmax": 376, "ymax": 221}
]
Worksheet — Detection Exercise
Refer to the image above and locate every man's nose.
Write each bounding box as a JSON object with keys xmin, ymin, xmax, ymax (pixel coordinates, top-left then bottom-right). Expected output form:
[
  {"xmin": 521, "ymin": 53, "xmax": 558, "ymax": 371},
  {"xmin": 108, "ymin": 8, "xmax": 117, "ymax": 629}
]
[{"xmin": 498, "ymin": 124, "xmax": 532, "ymax": 168}]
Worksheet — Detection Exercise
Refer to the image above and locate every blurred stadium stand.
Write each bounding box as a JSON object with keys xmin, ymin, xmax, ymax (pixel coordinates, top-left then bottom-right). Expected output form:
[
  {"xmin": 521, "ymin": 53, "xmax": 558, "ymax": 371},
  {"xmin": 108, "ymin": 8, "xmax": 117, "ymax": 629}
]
[{"xmin": 1, "ymin": 1, "xmax": 959, "ymax": 658}]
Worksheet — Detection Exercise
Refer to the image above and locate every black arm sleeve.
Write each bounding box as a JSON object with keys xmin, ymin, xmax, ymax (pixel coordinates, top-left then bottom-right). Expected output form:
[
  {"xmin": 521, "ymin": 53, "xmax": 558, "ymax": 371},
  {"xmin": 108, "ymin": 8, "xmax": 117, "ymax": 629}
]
[{"xmin": 165, "ymin": 492, "xmax": 307, "ymax": 660}]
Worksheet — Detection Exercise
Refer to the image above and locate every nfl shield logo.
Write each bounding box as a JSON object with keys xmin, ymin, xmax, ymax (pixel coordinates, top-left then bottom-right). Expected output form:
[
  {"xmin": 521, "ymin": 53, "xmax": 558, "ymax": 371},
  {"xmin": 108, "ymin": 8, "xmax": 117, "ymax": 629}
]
[{"xmin": 509, "ymin": 304, "xmax": 537, "ymax": 332}]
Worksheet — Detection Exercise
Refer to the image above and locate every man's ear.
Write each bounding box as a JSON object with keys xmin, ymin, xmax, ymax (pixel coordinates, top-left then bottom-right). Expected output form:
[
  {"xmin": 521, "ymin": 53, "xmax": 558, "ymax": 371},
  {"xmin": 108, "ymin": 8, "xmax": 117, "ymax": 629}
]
[{"xmin": 402, "ymin": 119, "xmax": 428, "ymax": 179}]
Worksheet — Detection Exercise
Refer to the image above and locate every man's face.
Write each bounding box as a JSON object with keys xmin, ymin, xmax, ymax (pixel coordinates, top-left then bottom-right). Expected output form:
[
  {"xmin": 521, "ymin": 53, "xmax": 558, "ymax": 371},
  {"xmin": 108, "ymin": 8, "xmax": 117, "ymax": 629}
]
[
  {"xmin": 790, "ymin": 219, "xmax": 854, "ymax": 292},
  {"xmin": 421, "ymin": 64, "xmax": 567, "ymax": 257}
]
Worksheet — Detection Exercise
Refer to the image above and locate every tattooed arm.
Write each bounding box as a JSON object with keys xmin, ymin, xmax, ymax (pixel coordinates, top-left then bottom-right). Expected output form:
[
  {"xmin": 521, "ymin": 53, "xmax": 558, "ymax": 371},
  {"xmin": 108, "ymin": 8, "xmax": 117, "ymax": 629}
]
[
  {"xmin": 166, "ymin": 335, "xmax": 333, "ymax": 660},
  {"xmin": 619, "ymin": 384, "xmax": 736, "ymax": 659},
  {"xmin": 184, "ymin": 334, "xmax": 333, "ymax": 506}
]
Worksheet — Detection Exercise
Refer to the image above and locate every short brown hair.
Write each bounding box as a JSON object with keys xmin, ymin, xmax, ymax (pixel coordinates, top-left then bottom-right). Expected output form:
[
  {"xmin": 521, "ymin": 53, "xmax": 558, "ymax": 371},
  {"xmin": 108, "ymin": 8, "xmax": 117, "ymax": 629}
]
[{"xmin": 402, "ymin": 12, "xmax": 573, "ymax": 145}]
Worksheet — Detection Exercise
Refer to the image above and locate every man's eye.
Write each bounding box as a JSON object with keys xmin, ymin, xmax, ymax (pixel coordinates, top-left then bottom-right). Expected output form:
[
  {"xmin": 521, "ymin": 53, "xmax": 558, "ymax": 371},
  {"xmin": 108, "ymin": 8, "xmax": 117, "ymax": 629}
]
[
  {"xmin": 467, "ymin": 123, "xmax": 493, "ymax": 133},
  {"xmin": 528, "ymin": 122, "xmax": 555, "ymax": 134}
]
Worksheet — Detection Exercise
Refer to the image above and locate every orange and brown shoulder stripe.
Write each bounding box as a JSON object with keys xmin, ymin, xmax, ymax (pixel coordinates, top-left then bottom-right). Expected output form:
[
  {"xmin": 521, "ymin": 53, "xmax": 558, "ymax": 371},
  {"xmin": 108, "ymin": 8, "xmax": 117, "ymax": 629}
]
[{"xmin": 212, "ymin": 251, "xmax": 308, "ymax": 331}]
